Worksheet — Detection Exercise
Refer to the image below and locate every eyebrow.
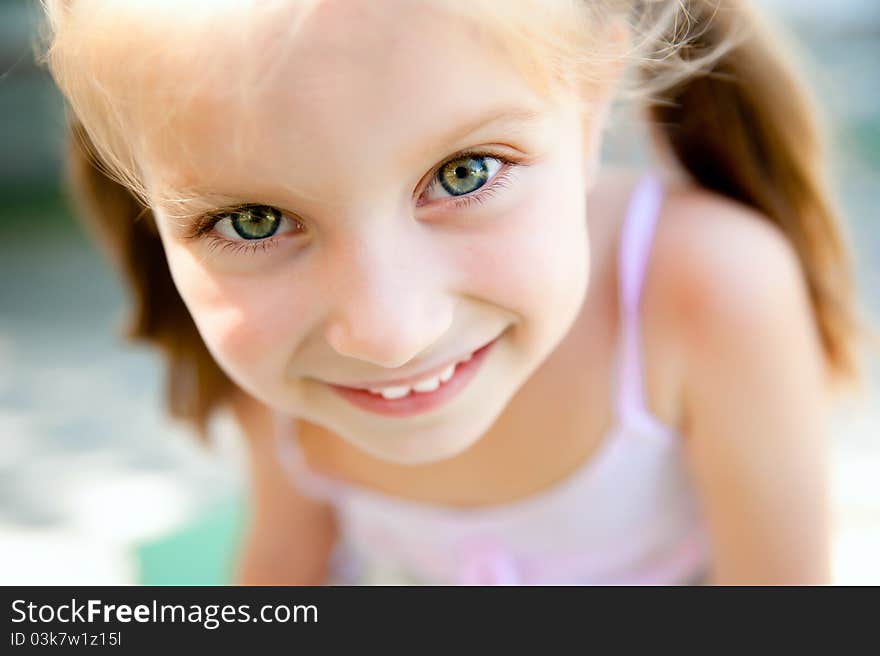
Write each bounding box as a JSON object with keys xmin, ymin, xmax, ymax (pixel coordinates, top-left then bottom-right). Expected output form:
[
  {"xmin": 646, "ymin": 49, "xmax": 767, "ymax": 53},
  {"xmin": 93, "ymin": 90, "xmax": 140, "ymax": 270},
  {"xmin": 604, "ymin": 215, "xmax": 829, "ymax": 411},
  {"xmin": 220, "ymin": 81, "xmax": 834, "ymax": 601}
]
[
  {"xmin": 162, "ymin": 104, "xmax": 549, "ymax": 236},
  {"xmin": 426, "ymin": 105, "xmax": 548, "ymax": 152}
]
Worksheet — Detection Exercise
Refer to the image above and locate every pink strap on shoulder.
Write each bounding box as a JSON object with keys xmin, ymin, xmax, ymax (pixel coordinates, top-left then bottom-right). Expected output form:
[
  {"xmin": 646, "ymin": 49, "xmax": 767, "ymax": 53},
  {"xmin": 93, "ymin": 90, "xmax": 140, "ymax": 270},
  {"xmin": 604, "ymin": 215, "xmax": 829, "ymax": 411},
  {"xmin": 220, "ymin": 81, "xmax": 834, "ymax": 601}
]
[
  {"xmin": 615, "ymin": 172, "xmax": 666, "ymax": 426},
  {"xmin": 273, "ymin": 411, "xmax": 347, "ymax": 503}
]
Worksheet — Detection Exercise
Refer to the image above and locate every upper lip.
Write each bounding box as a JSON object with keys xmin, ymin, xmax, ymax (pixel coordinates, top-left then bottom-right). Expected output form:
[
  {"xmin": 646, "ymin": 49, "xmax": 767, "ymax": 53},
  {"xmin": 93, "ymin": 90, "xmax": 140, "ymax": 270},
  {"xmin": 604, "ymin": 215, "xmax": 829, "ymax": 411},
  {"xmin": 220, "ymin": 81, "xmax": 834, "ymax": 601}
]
[{"xmin": 324, "ymin": 334, "xmax": 499, "ymax": 390}]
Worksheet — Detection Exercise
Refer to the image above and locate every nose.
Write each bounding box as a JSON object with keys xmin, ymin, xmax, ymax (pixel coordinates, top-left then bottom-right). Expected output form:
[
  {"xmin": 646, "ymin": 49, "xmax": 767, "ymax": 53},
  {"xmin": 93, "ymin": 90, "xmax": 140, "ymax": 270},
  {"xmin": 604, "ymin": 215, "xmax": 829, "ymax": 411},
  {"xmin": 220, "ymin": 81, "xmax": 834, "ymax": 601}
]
[{"xmin": 323, "ymin": 236, "xmax": 454, "ymax": 369}]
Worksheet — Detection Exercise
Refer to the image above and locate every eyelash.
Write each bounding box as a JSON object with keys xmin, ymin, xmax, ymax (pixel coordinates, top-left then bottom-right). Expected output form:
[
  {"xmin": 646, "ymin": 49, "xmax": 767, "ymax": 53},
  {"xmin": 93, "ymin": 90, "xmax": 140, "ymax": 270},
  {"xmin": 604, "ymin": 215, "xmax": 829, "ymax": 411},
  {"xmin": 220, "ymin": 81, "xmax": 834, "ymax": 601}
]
[{"xmin": 190, "ymin": 149, "xmax": 520, "ymax": 257}]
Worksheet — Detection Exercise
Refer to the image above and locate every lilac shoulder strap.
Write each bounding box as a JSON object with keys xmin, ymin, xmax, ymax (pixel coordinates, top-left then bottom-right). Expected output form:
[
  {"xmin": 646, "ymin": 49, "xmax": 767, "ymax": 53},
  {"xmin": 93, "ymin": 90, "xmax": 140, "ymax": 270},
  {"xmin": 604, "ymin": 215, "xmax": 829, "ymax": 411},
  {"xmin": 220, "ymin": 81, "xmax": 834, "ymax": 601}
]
[
  {"xmin": 615, "ymin": 172, "xmax": 666, "ymax": 425},
  {"xmin": 273, "ymin": 411, "xmax": 347, "ymax": 503}
]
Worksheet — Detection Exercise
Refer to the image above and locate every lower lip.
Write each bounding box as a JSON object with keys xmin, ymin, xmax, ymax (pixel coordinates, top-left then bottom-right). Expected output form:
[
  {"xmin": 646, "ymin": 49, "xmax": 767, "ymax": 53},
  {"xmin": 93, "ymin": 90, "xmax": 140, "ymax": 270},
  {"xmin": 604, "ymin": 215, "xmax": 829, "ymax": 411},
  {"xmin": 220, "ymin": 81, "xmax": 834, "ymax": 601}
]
[{"xmin": 325, "ymin": 335, "xmax": 501, "ymax": 418}]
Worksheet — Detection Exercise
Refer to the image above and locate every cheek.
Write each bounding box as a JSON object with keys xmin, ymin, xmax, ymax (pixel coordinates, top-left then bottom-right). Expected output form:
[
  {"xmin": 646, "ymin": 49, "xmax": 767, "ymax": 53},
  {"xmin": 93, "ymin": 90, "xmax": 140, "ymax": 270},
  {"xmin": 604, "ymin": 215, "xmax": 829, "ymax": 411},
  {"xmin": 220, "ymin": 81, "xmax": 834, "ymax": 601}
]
[
  {"xmin": 162, "ymin": 244, "xmax": 309, "ymax": 379},
  {"xmin": 454, "ymin": 164, "xmax": 589, "ymax": 322}
]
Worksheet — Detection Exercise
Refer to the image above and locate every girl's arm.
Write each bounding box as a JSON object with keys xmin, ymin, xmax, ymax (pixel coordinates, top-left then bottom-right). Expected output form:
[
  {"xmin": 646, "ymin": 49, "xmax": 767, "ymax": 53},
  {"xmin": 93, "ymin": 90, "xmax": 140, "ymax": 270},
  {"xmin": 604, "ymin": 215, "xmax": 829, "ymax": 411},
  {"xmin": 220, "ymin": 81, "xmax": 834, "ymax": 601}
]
[
  {"xmin": 229, "ymin": 392, "xmax": 339, "ymax": 585},
  {"xmin": 653, "ymin": 191, "xmax": 833, "ymax": 585}
]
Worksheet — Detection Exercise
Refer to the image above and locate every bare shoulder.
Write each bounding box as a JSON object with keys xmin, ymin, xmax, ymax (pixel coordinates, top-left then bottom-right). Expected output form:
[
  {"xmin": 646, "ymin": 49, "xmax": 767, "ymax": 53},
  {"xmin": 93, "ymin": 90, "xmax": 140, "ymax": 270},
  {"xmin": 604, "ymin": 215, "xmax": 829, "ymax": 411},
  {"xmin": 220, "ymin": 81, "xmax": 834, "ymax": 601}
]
[
  {"xmin": 585, "ymin": 169, "xmax": 816, "ymax": 427},
  {"xmin": 635, "ymin": 180, "xmax": 827, "ymax": 431},
  {"xmin": 645, "ymin": 181, "xmax": 814, "ymax": 346},
  {"xmin": 644, "ymin": 185, "xmax": 833, "ymax": 583}
]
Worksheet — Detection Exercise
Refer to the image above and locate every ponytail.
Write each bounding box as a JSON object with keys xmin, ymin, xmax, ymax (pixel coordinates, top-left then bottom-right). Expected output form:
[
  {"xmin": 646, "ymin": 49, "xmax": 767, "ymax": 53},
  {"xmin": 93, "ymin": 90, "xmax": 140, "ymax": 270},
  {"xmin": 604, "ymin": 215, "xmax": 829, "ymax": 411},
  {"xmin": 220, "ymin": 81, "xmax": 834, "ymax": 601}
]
[{"xmin": 645, "ymin": 1, "xmax": 861, "ymax": 382}]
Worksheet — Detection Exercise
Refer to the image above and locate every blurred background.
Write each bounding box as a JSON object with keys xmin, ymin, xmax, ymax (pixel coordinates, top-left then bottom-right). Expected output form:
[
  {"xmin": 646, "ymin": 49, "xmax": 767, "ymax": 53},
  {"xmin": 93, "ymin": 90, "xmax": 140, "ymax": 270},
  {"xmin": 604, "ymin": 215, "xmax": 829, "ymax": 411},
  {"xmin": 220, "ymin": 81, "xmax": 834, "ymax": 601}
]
[{"xmin": 1, "ymin": 0, "xmax": 878, "ymax": 584}]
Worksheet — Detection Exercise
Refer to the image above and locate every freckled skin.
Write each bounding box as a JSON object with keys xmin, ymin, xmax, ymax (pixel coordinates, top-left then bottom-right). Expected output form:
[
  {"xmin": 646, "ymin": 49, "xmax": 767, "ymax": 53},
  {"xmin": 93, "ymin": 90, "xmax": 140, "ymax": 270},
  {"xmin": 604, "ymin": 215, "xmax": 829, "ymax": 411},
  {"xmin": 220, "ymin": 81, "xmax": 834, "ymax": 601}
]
[{"xmin": 138, "ymin": 0, "xmax": 602, "ymax": 465}]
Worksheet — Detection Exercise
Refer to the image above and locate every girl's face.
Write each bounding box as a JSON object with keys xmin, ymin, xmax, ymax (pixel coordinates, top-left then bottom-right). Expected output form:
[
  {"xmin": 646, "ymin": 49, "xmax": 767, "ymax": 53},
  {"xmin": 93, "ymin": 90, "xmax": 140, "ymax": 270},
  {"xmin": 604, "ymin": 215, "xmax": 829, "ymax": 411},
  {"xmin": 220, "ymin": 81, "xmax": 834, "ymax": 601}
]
[{"xmin": 130, "ymin": 0, "xmax": 605, "ymax": 464}]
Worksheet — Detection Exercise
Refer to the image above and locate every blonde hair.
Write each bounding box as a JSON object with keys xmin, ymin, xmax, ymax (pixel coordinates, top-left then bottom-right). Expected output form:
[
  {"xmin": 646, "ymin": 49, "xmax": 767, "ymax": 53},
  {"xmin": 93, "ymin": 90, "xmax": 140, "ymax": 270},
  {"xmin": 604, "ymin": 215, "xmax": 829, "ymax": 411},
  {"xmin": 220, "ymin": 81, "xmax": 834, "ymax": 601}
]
[{"xmin": 38, "ymin": 0, "xmax": 863, "ymax": 439}]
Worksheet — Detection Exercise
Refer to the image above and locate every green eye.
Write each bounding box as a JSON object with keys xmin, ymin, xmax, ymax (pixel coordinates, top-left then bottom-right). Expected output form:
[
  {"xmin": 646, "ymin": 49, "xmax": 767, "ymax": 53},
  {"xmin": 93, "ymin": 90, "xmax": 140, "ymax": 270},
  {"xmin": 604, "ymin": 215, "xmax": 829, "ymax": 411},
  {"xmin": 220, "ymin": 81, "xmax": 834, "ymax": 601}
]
[
  {"xmin": 228, "ymin": 205, "xmax": 282, "ymax": 240},
  {"xmin": 438, "ymin": 156, "xmax": 490, "ymax": 196}
]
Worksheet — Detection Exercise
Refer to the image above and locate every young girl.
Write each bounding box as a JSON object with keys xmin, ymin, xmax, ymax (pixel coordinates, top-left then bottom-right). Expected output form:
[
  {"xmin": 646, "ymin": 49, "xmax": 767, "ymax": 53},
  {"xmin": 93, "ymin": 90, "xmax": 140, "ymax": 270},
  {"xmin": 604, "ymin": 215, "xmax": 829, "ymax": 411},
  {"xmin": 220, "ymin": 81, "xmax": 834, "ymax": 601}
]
[{"xmin": 41, "ymin": 0, "xmax": 862, "ymax": 585}]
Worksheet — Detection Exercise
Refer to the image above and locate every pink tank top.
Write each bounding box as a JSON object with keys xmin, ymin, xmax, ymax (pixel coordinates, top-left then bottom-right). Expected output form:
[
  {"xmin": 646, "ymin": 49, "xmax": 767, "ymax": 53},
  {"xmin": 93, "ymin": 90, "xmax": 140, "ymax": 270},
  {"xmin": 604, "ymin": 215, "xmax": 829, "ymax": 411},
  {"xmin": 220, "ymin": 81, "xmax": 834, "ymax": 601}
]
[{"xmin": 273, "ymin": 172, "xmax": 712, "ymax": 585}]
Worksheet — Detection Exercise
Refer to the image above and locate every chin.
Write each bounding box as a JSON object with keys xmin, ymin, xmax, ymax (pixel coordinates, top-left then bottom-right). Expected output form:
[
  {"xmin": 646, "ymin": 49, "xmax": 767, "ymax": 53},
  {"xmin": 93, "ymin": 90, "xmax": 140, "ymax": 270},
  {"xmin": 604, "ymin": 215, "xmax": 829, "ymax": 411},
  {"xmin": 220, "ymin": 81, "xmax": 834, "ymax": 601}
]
[
  {"xmin": 353, "ymin": 432, "xmax": 480, "ymax": 466},
  {"xmin": 337, "ymin": 392, "xmax": 510, "ymax": 466}
]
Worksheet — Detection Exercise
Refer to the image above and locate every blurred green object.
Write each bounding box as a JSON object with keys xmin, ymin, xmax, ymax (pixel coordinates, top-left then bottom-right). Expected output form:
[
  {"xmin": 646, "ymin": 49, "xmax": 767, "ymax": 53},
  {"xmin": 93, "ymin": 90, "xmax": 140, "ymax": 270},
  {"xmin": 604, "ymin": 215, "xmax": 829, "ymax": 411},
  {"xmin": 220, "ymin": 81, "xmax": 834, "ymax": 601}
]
[
  {"xmin": 135, "ymin": 495, "xmax": 247, "ymax": 585},
  {"xmin": 852, "ymin": 118, "xmax": 880, "ymax": 164}
]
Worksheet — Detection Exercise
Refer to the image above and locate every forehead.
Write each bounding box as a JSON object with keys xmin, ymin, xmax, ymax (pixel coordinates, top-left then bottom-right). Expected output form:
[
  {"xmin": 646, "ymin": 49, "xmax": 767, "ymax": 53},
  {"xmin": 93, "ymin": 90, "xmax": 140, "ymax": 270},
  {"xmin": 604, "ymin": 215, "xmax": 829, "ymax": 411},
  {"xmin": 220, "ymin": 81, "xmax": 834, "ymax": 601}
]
[{"xmin": 96, "ymin": 0, "xmax": 564, "ymax": 205}]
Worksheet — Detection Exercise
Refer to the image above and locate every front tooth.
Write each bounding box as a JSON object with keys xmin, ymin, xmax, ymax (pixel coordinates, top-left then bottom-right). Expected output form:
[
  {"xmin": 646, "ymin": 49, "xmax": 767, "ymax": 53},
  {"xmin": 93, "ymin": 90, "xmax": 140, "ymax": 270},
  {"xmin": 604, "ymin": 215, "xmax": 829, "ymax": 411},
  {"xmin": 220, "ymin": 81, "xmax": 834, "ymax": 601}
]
[
  {"xmin": 412, "ymin": 375, "xmax": 441, "ymax": 393},
  {"xmin": 378, "ymin": 385, "xmax": 411, "ymax": 400},
  {"xmin": 369, "ymin": 361, "xmax": 459, "ymax": 399},
  {"xmin": 438, "ymin": 363, "xmax": 456, "ymax": 383}
]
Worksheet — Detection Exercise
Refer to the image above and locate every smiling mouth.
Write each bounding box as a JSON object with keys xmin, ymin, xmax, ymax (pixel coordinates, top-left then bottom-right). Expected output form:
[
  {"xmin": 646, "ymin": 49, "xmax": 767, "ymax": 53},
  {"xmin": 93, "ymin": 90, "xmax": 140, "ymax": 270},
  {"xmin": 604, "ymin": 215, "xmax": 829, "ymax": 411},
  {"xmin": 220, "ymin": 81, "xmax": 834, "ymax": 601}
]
[
  {"xmin": 326, "ymin": 330, "xmax": 503, "ymax": 393},
  {"xmin": 322, "ymin": 333, "xmax": 503, "ymax": 418},
  {"xmin": 341, "ymin": 349, "xmax": 476, "ymax": 398}
]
